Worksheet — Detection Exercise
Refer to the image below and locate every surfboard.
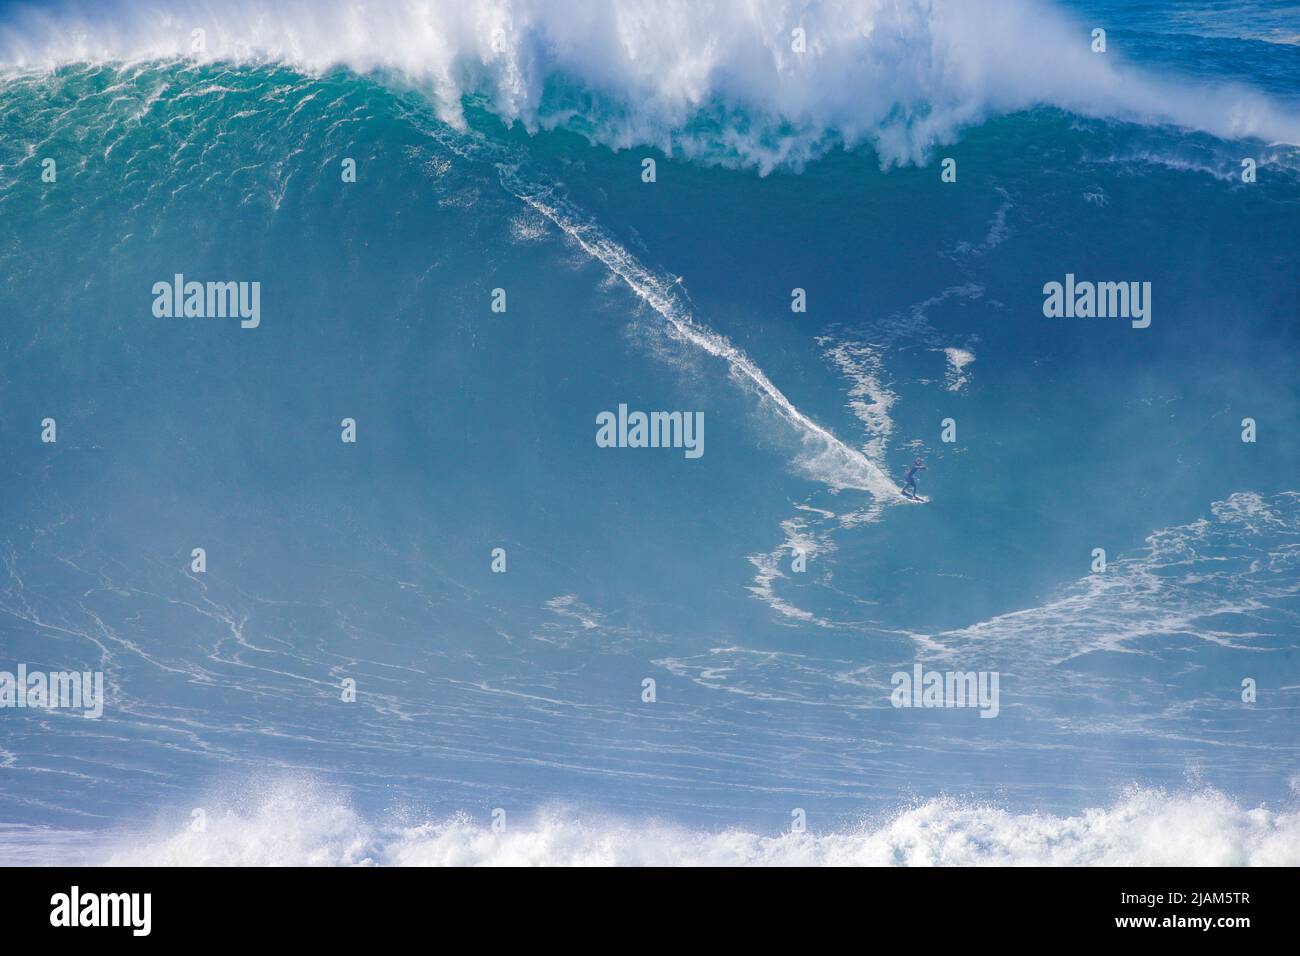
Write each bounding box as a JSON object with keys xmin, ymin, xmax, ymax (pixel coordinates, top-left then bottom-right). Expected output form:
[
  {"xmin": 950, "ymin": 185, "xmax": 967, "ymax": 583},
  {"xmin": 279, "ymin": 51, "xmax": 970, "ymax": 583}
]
[{"xmin": 901, "ymin": 493, "xmax": 928, "ymax": 503}]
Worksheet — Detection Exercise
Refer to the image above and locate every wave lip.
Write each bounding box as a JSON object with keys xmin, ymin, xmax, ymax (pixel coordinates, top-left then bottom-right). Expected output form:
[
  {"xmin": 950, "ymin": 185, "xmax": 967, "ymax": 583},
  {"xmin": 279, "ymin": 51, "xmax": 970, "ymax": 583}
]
[{"xmin": 2, "ymin": 0, "xmax": 1299, "ymax": 171}]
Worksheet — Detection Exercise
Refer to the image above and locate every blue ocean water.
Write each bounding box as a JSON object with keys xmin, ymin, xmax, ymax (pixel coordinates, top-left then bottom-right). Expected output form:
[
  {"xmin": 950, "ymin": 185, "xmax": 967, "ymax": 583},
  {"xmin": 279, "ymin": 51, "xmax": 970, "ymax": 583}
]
[{"xmin": 0, "ymin": 0, "xmax": 1297, "ymax": 865}]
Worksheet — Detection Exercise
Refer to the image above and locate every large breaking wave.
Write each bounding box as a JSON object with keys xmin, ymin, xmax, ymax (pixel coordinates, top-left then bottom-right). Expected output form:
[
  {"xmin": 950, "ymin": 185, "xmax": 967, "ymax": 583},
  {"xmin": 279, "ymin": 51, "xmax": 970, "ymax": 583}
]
[
  {"xmin": 2, "ymin": 0, "xmax": 1299, "ymax": 171},
  {"xmin": 1, "ymin": 0, "xmax": 1297, "ymax": 861}
]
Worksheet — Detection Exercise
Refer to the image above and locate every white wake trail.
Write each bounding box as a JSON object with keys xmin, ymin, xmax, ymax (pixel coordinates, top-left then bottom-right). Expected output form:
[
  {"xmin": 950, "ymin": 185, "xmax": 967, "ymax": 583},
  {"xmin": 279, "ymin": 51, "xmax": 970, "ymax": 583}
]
[{"xmin": 501, "ymin": 167, "xmax": 900, "ymax": 496}]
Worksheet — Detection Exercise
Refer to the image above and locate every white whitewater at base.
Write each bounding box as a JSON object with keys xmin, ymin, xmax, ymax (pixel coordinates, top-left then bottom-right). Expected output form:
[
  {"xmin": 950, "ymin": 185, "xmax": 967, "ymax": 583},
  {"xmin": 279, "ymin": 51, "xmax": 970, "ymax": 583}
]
[{"xmin": 88, "ymin": 777, "xmax": 1300, "ymax": 866}]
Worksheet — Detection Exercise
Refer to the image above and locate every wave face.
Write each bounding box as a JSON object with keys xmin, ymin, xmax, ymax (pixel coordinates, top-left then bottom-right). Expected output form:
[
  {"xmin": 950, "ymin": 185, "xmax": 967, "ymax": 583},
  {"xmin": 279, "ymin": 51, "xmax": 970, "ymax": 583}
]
[
  {"xmin": 1, "ymin": 0, "xmax": 1299, "ymax": 171},
  {"xmin": 1, "ymin": 0, "xmax": 1298, "ymax": 864}
]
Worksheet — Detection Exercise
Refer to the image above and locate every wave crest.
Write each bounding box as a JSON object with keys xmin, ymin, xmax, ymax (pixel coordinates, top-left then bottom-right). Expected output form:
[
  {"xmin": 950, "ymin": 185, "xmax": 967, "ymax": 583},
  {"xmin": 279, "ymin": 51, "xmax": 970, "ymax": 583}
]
[{"xmin": 3, "ymin": 0, "xmax": 1299, "ymax": 170}]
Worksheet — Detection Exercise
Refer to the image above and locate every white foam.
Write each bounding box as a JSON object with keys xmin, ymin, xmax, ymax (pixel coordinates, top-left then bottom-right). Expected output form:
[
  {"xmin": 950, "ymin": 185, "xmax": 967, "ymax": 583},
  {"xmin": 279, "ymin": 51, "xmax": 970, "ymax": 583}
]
[
  {"xmin": 90, "ymin": 777, "xmax": 1300, "ymax": 866},
  {"xmin": 747, "ymin": 516, "xmax": 837, "ymax": 627},
  {"xmin": 921, "ymin": 491, "xmax": 1300, "ymax": 663},
  {"xmin": 939, "ymin": 347, "xmax": 976, "ymax": 392},
  {"xmin": 2, "ymin": 0, "xmax": 1298, "ymax": 170},
  {"xmin": 819, "ymin": 337, "xmax": 896, "ymax": 464},
  {"xmin": 535, "ymin": 594, "xmax": 636, "ymax": 647}
]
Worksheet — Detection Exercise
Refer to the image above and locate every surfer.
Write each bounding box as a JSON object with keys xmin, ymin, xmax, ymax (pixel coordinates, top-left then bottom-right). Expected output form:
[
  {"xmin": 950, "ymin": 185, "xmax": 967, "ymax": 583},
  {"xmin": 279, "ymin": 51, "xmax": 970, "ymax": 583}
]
[{"xmin": 903, "ymin": 456, "xmax": 926, "ymax": 499}]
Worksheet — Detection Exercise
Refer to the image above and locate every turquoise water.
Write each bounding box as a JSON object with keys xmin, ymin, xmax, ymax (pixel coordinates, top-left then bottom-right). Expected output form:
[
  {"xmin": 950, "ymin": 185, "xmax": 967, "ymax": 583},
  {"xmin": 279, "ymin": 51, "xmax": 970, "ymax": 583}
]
[{"xmin": 0, "ymin": 0, "xmax": 1297, "ymax": 864}]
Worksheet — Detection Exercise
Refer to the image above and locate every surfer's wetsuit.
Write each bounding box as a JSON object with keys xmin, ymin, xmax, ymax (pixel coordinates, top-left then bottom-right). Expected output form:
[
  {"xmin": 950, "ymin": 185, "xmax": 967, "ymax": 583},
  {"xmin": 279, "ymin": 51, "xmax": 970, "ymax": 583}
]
[{"xmin": 903, "ymin": 463, "xmax": 925, "ymax": 497}]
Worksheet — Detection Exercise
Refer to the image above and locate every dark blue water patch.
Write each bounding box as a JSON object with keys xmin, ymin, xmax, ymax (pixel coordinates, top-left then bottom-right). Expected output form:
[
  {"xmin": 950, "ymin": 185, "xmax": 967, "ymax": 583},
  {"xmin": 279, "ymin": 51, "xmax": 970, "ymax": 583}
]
[{"xmin": 1061, "ymin": 0, "xmax": 1300, "ymax": 97}]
